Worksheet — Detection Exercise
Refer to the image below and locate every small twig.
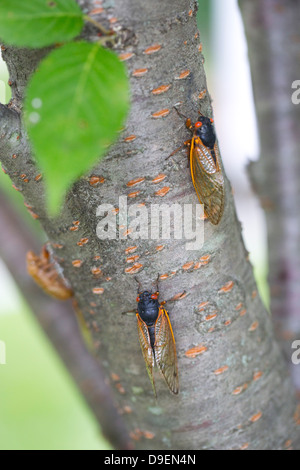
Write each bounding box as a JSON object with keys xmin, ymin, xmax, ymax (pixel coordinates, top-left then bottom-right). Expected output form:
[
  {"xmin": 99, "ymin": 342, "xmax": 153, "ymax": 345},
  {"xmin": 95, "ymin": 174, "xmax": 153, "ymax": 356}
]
[{"xmin": 84, "ymin": 14, "xmax": 113, "ymax": 37}]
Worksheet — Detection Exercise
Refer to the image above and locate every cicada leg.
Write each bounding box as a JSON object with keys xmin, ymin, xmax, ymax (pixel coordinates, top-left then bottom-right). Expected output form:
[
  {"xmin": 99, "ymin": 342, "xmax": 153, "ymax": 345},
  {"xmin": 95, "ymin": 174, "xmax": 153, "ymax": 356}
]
[
  {"xmin": 167, "ymin": 139, "xmax": 191, "ymax": 169},
  {"xmin": 134, "ymin": 276, "xmax": 143, "ymax": 294},
  {"xmin": 152, "ymin": 273, "xmax": 160, "ymax": 297}
]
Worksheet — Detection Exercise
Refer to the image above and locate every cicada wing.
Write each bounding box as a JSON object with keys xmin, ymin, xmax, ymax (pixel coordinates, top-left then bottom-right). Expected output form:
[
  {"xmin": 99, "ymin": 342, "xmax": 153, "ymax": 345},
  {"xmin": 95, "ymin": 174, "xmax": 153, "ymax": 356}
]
[
  {"xmin": 190, "ymin": 139, "xmax": 225, "ymax": 225},
  {"xmin": 154, "ymin": 307, "xmax": 179, "ymax": 395},
  {"xmin": 136, "ymin": 313, "xmax": 156, "ymax": 397}
]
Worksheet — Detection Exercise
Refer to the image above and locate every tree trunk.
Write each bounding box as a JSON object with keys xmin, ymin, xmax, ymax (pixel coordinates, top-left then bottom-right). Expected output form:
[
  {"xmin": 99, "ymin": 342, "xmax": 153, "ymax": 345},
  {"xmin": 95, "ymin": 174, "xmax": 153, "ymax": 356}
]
[
  {"xmin": 239, "ymin": 0, "xmax": 300, "ymax": 388},
  {"xmin": 0, "ymin": 0, "xmax": 299, "ymax": 450}
]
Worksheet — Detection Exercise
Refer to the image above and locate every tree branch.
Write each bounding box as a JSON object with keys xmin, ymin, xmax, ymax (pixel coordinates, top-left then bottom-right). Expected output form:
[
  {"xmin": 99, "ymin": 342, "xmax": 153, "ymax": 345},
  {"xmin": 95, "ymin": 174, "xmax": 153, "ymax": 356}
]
[
  {"xmin": 239, "ymin": 0, "xmax": 300, "ymax": 374},
  {"xmin": 0, "ymin": 188, "xmax": 132, "ymax": 450}
]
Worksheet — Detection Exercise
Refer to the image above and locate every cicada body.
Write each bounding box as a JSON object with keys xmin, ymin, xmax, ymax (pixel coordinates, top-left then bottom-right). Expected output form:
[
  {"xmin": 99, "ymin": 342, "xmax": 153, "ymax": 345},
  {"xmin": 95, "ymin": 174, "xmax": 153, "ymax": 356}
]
[
  {"xmin": 189, "ymin": 116, "xmax": 225, "ymax": 225},
  {"xmin": 136, "ymin": 289, "xmax": 179, "ymax": 397},
  {"xmin": 27, "ymin": 245, "xmax": 73, "ymax": 300}
]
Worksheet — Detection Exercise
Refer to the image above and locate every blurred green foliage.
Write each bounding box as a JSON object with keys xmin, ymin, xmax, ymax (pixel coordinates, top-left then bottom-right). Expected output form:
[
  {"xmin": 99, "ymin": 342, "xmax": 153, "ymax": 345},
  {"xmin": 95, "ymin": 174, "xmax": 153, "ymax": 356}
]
[
  {"xmin": 253, "ymin": 260, "xmax": 270, "ymax": 311},
  {"xmin": 0, "ymin": 170, "xmax": 45, "ymax": 242},
  {"xmin": 197, "ymin": 0, "xmax": 212, "ymax": 49},
  {"xmin": 197, "ymin": 0, "xmax": 213, "ymax": 70},
  {"xmin": 0, "ymin": 0, "xmax": 84, "ymax": 49},
  {"xmin": 0, "ymin": 301, "xmax": 110, "ymax": 450}
]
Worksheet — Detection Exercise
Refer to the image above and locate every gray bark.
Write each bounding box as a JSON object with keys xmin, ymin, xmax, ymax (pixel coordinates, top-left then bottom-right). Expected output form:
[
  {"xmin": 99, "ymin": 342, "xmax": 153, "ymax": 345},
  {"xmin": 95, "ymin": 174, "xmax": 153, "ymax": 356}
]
[
  {"xmin": 0, "ymin": 0, "xmax": 299, "ymax": 450},
  {"xmin": 239, "ymin": 0, "xmax": 300, "ymax": 384}
]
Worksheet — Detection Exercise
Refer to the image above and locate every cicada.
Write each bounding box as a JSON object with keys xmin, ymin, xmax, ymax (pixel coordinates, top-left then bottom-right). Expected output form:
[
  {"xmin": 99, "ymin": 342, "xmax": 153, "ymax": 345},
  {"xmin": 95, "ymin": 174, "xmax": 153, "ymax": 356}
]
[
  {"xmin": 136, "ymin": 282, "xmax": 179, "ymax": 397},
  {"xmin": 172, "ymin": 110, "xmax": 225, "ymax": 225},
  {"xmin": 27, "ymin": 245, "xmax": 73, "ymax": 300},
  {"xmin": 188, "ymin": 116, "xmax": 225, "ymax": 225}
]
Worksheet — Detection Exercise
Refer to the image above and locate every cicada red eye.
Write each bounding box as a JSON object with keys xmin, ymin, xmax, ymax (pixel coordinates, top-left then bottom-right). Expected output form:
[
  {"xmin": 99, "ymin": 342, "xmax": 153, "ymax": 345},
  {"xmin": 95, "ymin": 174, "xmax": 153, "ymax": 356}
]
[
  {"xmin": 151, "ymin": 293, "xmax": 158, "ymax": 300},
  {"xmin": 210, "ymin": 118, "xmax": 214, "ymax": 123},
  {"xmin": 136, "ymin": 296, "xmax": 140, "ymax": 302},
  {"xmin": 195, "ymin": 121, "xmax": 202, "ymax": 128}
]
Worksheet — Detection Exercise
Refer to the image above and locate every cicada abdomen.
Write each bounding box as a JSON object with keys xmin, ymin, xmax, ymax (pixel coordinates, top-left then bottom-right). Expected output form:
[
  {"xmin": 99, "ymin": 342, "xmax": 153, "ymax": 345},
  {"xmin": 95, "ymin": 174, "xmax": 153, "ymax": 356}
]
[
  {"xmin": 27, "ymin": 245, "xmax": 73, "ymax": 300},
  {"xmin": 136, "ymin": 288, "xmax": 179, "ymax": 397}
]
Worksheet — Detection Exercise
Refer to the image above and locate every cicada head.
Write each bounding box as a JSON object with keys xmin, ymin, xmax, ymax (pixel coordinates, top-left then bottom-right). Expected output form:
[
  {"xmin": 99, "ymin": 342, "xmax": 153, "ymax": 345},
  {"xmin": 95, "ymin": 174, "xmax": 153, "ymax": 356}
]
[
  {"xmin": 137, "ymin": 291, "xmax": 160, "ymax": 325},
  {"xmin": 194, "ymin": 116, "xmax": 216, "ymax": 149},
  {"xmin": 137, "ymin": 291, "xmax": 158, "ymax": 303}
]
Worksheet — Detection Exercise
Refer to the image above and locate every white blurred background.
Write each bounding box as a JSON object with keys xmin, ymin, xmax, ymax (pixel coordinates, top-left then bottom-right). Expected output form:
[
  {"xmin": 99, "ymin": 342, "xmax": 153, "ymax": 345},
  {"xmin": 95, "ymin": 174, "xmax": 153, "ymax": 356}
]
[
  {"xmin": 210, "ymin": 0, "xmax": 268, "ymax": 304},
  {"xmin": 0, "ymin": 51, "xmax": 24, "ymax": 314}
]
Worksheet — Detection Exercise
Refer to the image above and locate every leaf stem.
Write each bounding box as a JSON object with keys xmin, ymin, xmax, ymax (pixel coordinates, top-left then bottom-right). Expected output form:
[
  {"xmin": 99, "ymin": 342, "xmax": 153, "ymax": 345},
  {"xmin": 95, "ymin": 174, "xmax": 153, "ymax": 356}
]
[{"xmin": 84, "ymin": 15, "xmax": 113, "ymax": 37}]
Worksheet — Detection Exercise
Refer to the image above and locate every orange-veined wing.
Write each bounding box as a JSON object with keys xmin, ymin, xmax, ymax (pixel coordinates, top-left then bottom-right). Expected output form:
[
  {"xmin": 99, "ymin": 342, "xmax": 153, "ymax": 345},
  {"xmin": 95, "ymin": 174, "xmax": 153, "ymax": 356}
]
[
  {"xmin": 154, "ymin": 307, "xmax": 179, "ymax": 394},
  {"xmin": 136, "ymin": 313, "xmax": 156, "ymax": 397},
  {"xmin": 190, "ymin": 137, "xmax": 225, "ymax": 225}
]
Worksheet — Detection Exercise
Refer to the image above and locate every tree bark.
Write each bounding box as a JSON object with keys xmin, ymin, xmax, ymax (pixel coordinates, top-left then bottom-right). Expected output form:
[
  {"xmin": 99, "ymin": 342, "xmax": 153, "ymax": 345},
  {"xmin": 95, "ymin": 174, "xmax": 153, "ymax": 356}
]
[
  {"xmin": 0, "ymin": 0, "xmax": 299, "ymax": 450},
  {"xmin": 239, "ymin": 0, "xmax": 300, "ymax": 387}
]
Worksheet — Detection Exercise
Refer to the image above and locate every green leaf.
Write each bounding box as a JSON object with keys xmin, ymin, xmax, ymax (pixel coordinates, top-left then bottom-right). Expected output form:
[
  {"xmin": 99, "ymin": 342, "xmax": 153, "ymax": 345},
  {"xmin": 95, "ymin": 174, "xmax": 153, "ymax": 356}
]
[
  {"xmin": 24, "ymin": 41, "xmax": 130, "ymax": 215},
  {"xmin": 0, "ymin": 0, "xmax": 84, "ymax": 48}
]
